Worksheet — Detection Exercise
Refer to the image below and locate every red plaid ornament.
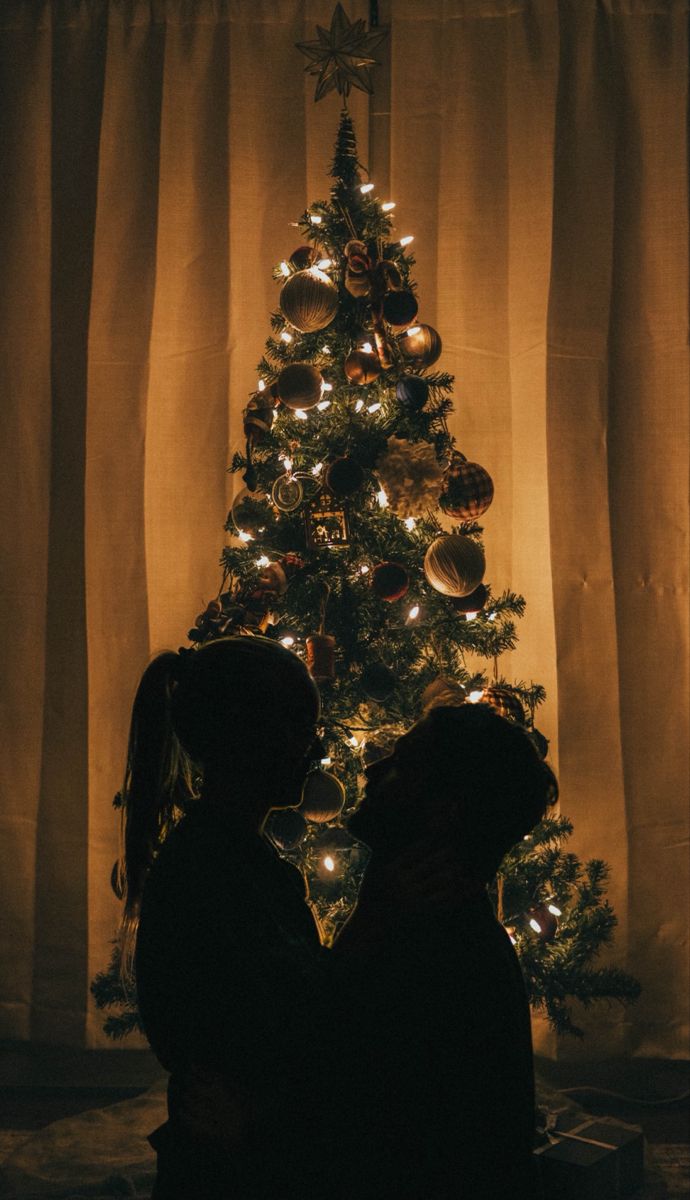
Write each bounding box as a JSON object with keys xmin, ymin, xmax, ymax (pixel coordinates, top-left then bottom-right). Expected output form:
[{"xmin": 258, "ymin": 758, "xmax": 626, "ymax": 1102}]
[{"xmin": 440, "ymin": 453, "xmax": 494, "ymax": 519}]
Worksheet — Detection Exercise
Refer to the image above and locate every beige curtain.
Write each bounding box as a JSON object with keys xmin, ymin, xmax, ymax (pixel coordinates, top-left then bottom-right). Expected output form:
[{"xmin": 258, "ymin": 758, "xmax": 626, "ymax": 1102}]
[{"xmin": 0, "ymin": 0, "xmax": 687, "ymax": 1057}]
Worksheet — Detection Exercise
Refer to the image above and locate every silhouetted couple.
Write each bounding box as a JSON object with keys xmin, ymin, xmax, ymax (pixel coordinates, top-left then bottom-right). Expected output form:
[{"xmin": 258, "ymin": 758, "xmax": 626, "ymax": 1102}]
[{"xmin": 118, "ymin": 637, "xmax": 556, "ymax": 1198}]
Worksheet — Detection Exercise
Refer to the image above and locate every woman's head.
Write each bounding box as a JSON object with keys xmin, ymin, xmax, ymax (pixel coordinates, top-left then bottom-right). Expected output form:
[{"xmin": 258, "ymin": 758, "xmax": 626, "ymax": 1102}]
[{"xmin": 349, "ymin": 703, "xmax": 557, "ymax": 880}]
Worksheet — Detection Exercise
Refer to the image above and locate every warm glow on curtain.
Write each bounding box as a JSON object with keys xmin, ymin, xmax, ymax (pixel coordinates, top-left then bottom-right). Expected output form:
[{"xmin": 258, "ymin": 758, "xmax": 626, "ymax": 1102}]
[{"xmin": 0, "ymin": 0, "xmax": 687, "ymax": 1056}]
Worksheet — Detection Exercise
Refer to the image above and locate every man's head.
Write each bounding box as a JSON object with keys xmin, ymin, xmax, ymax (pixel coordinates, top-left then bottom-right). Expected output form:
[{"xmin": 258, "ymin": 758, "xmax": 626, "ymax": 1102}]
[{"xmin": 348, "ymin": 704, "xmax": 557, "ymax": 880}]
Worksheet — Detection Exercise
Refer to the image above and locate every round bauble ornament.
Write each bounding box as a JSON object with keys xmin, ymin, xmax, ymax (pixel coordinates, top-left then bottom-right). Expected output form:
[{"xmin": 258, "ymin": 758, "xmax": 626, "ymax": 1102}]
[
  {"xmin": 277, "ymin": 363, "xmax": 323, "ymax": 411},
  {"xmin": 325, "ymin": 456, "xmax": 364, "ymax": 497},
  {"xmin": 306, "ymin": 633, "xmax": 336, "ymax": 684},
  {"xmin": 440, "ymin": 454, "xmax": 495, "ymax": 520},
  {"xmin": 399, "ymin": 324, "xmax": 442, "ymax": 368},
  {"xmin": 279, "ymin": 269, "xmax": 338, "ymax": 333},
  {"xmin": 289, "ymin": 244, "xmax": 319, "ymax": 271},
  {"xmin": 448, "ymin": 583, "xmax": 489, "ymax": 614},
  {"xmin": 396, "ymin": 375, "xmax": 429, "ymax": 410},
  {"xmin": 423, "ymin": 534, "xmax": 486, "ymax": 597},
  {"xmin": 243, "ymin": 397, "xmax": 275, "ymax": 444},
  {"xmin": 530, "ymin": 727, "xmax": 550, "ymax": 760},
  {"xmin": 382, "ymin": 290, "xmax": 418, "ymax": 329},
  {"xmin": 344, "ymin": 349, "xmax": 382, "ymax": 385},
  {"xmin": 528, "ymin": 903, "xmax": 559, "ymax": 942},
  {"xmin": 360, "ymin": 662, "xmax": 396, "ymax": 702},
  {"xmin": 299, "ymin": 769, "xmax": 346, "ymax": 823},
  {"xmin": 421, "ymin": 676, "xmax": 467, "ymax": 712},
  {"xmin": 231, "ymin": 487, "xmax": 271, "ymax": 538},
  {"xmin": 482, "ymin": 686, "xmax": 526, "ymax": 725},
  {"xmin": 371, "ymin": 561, "xmax": 410, "ymax": 602},
  {"xmin": 266, "ymin": 808, "xmax": 308, "ymax": 851}
]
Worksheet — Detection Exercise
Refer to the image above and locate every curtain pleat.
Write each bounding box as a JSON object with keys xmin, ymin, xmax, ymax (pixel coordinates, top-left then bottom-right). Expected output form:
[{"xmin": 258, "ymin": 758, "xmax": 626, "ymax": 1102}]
[{"xmin": 0, "ymin": 0, "xmax": 687, "ymax": 1056}]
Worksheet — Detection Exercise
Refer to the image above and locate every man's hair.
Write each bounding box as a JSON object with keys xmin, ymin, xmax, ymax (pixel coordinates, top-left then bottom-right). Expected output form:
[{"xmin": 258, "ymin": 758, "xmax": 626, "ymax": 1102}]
[{"xmin": 422, "ymin": 704, "xmax": 558, "ymax": 879}]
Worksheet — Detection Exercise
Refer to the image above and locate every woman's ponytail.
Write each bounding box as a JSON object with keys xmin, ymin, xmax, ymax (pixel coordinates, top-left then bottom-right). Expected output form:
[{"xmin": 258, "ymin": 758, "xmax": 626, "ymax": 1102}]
[{"xmin": 117, "ymin": 651, "xmax": 197, "ymax": 986}]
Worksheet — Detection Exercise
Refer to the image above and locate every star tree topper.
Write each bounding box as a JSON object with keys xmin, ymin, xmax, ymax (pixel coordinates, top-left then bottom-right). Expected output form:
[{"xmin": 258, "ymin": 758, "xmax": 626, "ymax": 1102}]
[{"xmin": 296, "ymin": 3, "xmax": 387, "ymax": 102}]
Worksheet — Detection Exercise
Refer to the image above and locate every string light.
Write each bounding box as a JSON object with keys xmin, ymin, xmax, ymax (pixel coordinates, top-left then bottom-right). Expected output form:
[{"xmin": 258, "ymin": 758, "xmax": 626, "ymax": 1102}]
[
  {"xmin": 529, "ymin": 917, "xmax": 543, "ymax": 934},
  {"xmin": 255, "ymin": 555, "xmax": 270, "ymax": 568},
  {"xmin": 309, "ymin": 214, "xmax": 322, "ymax": 224},
  {"xmin": 360, "ymin": 182, "xmax": 374, "ymax": 194},
  {"xmin": 257, "ymin": 379, "xmax": 266, "ymax": 391},
  {"xmin": 355, "ymin": 399, "xmax": 365, "ymax": 412},
  {"xmin": 280, "ymin": 331, "xmax": 293, "ymax": 343},
  {"xmin": 320, "ymin": 756, "xmax": 332, "ymax": 766},
  {"xmin": 294, "ymin": 409, "xmax": 308, "ymax": 420},
  {"xmin": 406, "ymin": 325, "xmax": 421, "ymax": 337},
  {"xmin": 349, "ymin": 735, "xmax": 359, "ymax": 748},
  {"xmin": 361, "ymin": 342, "xmax": 374, "ymax": 354},
  {"xmin": 468, "ymin": 689, "xmax": 485, "ymax": 703},
  {"xmin": 368, "ymin": 402, "xmax": 382, "ymax": 413},
  {"xmin": 400, "ymin": 235, "xmax": 414, "ymax": 246},
  {"xmin": 488, "ymin": 612, "xmax": 497, "ymax": 622},
  {"xmin": 381, "ymin": 201, "xmax": 396, "ymax": 212},
  {"xmin": 376, "ymin": 488, "xmax": 388, "ymax": 508},
  {"xmin": 281, "ymin": 456, "xmax": 294, "ymax": 473},
  {"xmin": 465, "ymin": 611, "xmax": 479, "ymax": 621},
  {"xmin": 404, "ymin": 517, "xmax": 416, "ymax": 530},
  {"xmin": 359, "ymin": 564, "xmax": 370, "ymax": 575},
  {"xmin": 317, "ymin": 258, "xmax": 332, "ymax": 269},
  {"xmin": 547, "ymin": 904, "xmax": 562, "ymax": 916},
  {"xmin": 317, "ymin": 399, "xmax": 331, "ymax": 411},
  {"xmin": 238, "ymin": 530, "xmax": 253, "ymax": 543},
  {"xmin": 308, "ymin": 266, "xmax": 331, "ymax": 284},
  {"xmin": 279, "ymin": 261, "xmax": 291, "ymax": 276},
  {"xmin": 311, "ymin": 462, "xmax": 324, "ymax": 475},
  {"xmin": 321, "ymin": 345, "xmax": 331, "ymax": 354},
  {"xmin": 323, "ymin": 855, "xmax": 335, "ymax": 872},
  {"xmin": 408, "ymin": 605, "xmax": 420, "ymax": 620},
  {"xmin": 280, "ymin": 636, "xmax": 295, "ymax": 648},
  {"xmin": 321, "ymin": 381, "xmax": 333, "ymax": 391}
]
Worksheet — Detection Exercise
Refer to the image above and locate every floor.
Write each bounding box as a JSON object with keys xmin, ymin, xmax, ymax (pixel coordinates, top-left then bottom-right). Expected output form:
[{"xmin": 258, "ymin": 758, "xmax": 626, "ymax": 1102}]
[{"xmin": 0, "ymin": 1043, "xmax": 688, "ymax": 1196}]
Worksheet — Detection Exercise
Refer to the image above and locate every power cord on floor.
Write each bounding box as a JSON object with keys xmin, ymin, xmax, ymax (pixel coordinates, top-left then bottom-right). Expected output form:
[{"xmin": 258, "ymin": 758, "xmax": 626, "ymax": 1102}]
[{"xmin": 557, "ymin": 1085, "xmax": 690, "ymax": 1107}]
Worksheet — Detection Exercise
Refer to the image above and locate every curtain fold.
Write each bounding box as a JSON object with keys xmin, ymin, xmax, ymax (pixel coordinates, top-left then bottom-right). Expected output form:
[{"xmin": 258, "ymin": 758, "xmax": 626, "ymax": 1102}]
[{"xmin": 0, "ymin": 0, "xmax": 687, "ymax": 1057}]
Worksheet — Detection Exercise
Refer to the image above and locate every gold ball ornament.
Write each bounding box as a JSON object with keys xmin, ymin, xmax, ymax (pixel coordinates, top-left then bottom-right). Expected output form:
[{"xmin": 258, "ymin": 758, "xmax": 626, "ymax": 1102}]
[
  {"xmin": 344, "ymin": 348, "xmax": 382, "ymax": 385},
  {"xmin": 423, "ymin": 533, "xmax": 486, "ymax": 597},
  {"xmin": 399, "ymin": 323, "xmax": 442, "ymax": 369},
  {"xmin": 279, "ymin": 268, "xmax": 338, "ymax": 333},
  {"xmin": 299, "ymin": 769, "xmax": 346, "ymax": 823},
  {"xmin": 277, "ymin": 363, "xmax": 323, "ymax": 411}
]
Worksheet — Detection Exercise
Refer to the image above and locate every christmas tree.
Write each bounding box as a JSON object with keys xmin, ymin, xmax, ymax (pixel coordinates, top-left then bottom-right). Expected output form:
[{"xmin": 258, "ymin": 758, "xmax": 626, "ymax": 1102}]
[{"xmin": 93, "ymin": 8, "xmax": 639, "ymax": 1040}]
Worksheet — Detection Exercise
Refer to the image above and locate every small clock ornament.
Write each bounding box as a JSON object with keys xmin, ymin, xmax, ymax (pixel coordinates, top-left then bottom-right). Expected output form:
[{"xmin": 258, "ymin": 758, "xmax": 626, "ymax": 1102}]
[
  {"xmin": 371, "ymin": 561, "xmax": 410, "ymax": 602},
  {"xmin": 399, "ymin": 323, "xmax": 442, "ymax": 369},
  {"xmin": 423, "ymin": 533, "xmax": 485, "ymax": 597},
  {"xmin": 279, "ymin": 268, "xmax": 338, "ymax": 334},
  {"xmin": 440, "ymin": 453, "xmax": 495, "ymax": 520},
  {"xmin": 481, "ymin": 686, "xmax": 526, "ymax": 724},
  {"xmin": 396, "ymin": 375, "xmax": 429, "ymax": 411},
  {"xmin": 300, "ymin": 769, "xmax": 346, "ymax": 823},
  {"xmin": 277, "ymin": 363, "xmax": 323, "ymax": 411}
]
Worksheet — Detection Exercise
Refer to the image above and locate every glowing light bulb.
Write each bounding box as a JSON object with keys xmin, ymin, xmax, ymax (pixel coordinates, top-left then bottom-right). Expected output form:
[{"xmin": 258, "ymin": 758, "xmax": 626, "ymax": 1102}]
[
  {"xmin": 255, "ymin": 555, "xmax": 270, "ymax": 568},
  {"xmin": 320, "ymin": 756, "xmax": 332, "ymax": 767},
  {"xmin": 488, "ymin": 612, "xmax": 497, "ymax": 622},
  {"xmin": 360, "ymin": 182, "xmax": 374, "ymax": 194},
  {"xmin": 468, "ymin": 689, "xmax": 485, "ymax": 703},
  {"xmin": 309, "ymin": 214, "xmax": 322, "ymax": 224},
  {"xmin": 529, "ymin": 918, "xmax": 542, "ymax": 934},
  {"xmin": 294, "ymin": 409, "xmax": 308, "ymax": 420},
  {"xmin": 321, "ymin": 345, "xmax": 331, "ymax": 354},
  {"xmin": 308, "ymin": 267, "xmax": 331, "ymax": 284},
  {"xmin": 359, "ymin": 564, "xmax": 370, "ymax": 575},
  {"xmin": 321, "ymin": 381, "xmax": 333, "ymax": 391},
  {"xmin": 317, "ymin": 258, "xmax": 332, "ymax": 269},
  {"xmin": 280, "ymin": 636, "xmax": 295, "ymax": 648},
  {"xmin": 257, "ymin": 379, "xmax": 266, "ymax": 391},
  {"xmin": 317, "ymin": 399, "xmax": 331, "ymax": 411},
  {"xmin": 404, "ymin": 517, "xmax": 416, "ymax": 530},
  {"xmin": 376, "ymin": 488, "xmax": 388, "ymax": 508},
  {"xmin": 280, "ymin": 331, "xmax": 293, "ymax": 343},
  {"xmin": 406, "ymin": 325, "xmax": 422, "ymax": 337},
  {"xmin": 381, "ymin": 201, "xmax": 396, "ymax": 212},
  {"xmin": 279, "ymin": 261, "xmax": 291, "ymax": 276},
  {"xmin": 311, "ymin": 462, "xmax": 324, "ymax": 475},
  {"xmin": 349, "ymin": 736, "xmax": 359, "ymax": 748},
  {"xmin": 323, "ymin": 855, "xmax": 335, "ymax": 872},
  {"xmin": 465, "ymin": 611, "xmax": 479, "ymax": 621},
  {"xmin": 547, "ymin": 904, "xmax": 562, "ymax": 917},
  {"xmin": 400, "ymin": 235, "xmax": 414, "ymax": 247},
  {"xmin": 509, "ymin": 933, "xmax": 517, "ymax": 946},
  {"xmin": 368, "ymin": 402, "xmax": 382, "ymax": 413},
  {"xmin": 361, "ymin": 342, "xmax": 374, "ymax": 354},
  {"xmin": 282, "ymin": 457, "xmax": 293, "ymax": 474},
  {"xmin": 408, "ymin": 605, "xmax": 420, "ymax": 620},
  {"xmin": 238, "ymin": 530, "xmax": 253, "ymax": 543}
]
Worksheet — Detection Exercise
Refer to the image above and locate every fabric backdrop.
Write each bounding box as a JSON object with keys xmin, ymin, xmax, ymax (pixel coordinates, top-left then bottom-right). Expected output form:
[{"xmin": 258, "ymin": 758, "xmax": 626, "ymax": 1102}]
[{"xmin": 0, "ymin": 0, "xmax": 687, "ymax": 1058}]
